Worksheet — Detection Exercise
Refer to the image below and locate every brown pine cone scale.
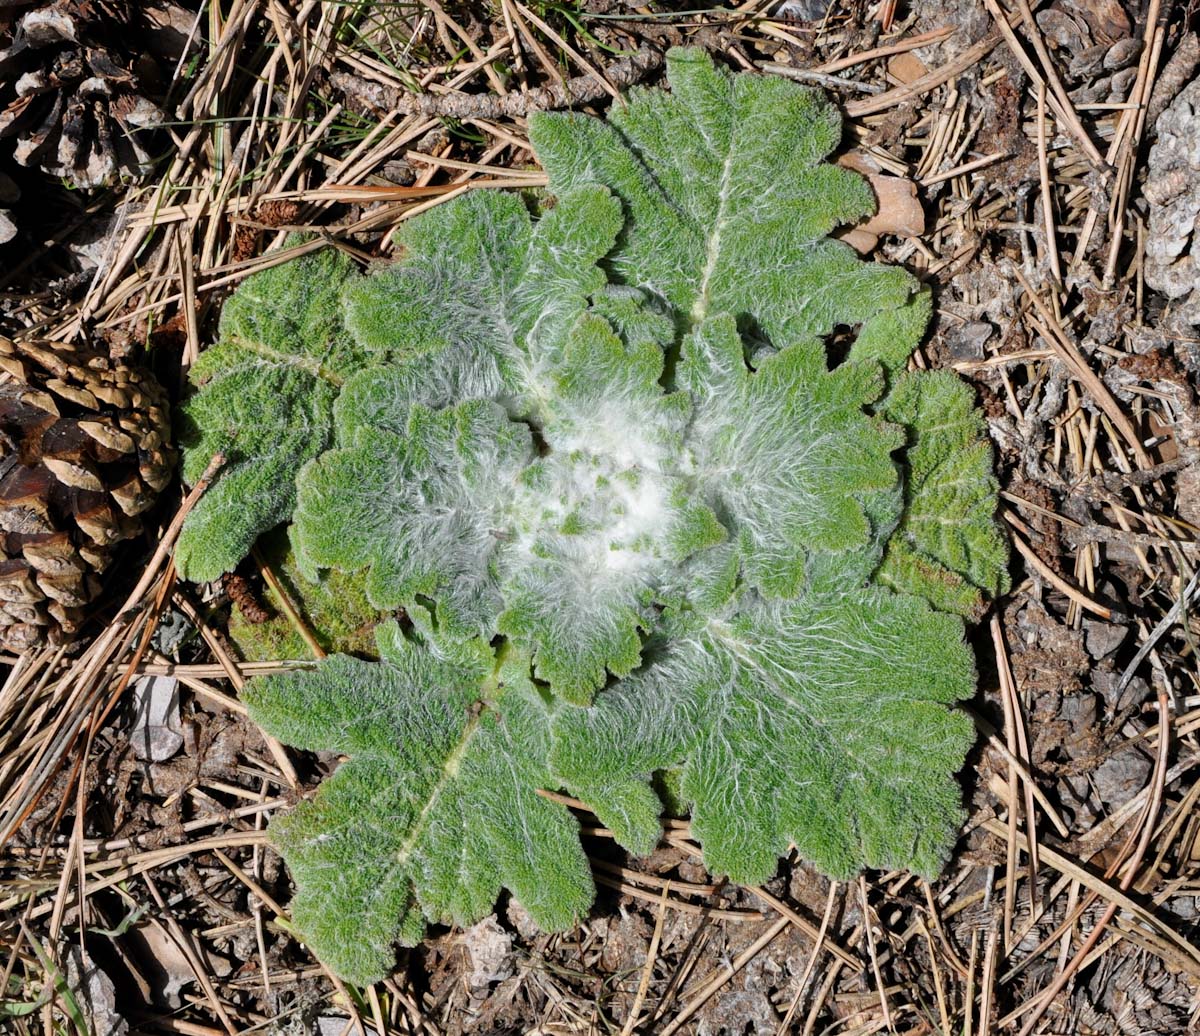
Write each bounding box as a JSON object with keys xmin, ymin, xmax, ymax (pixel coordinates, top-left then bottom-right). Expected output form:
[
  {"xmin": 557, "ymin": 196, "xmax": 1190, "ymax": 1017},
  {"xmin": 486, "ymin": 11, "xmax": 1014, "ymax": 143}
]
[{"xmin": 0, "ymin": 335, "xmax": 174, "ymax": 653}]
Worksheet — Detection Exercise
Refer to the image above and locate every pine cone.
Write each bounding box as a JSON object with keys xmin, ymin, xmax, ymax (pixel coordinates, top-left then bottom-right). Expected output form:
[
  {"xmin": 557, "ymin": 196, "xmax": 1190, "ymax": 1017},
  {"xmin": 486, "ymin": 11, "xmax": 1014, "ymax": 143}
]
[
  {"xmin": 0, "ymin": 336, "xmax": 174, "ymax": 653},
  {"xmin": 0, "ymin": 170, "xmax": 16, "ymax": 244},
  {"xmin": 0, "ymin": 2, "xmax": 165, "ymax": 190}
]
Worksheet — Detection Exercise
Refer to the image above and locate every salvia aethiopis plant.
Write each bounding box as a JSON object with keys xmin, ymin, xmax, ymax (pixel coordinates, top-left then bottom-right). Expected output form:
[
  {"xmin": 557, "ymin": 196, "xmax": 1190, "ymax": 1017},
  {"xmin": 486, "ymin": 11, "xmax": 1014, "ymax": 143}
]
[{"xmin": 177, "ymin": 48, "xmax": 1008, "ymax": 985}]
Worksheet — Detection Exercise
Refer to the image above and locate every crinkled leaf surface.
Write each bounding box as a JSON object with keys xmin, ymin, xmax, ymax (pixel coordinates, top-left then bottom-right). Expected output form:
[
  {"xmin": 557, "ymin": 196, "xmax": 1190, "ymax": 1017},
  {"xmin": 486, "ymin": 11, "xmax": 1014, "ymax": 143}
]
[
  {"xmin": 530, "ymin": 47, "xmax": 917, "ymax": 341},
  {"xmin": 297, "ymin": 354, "xmax": 723, "ymax": 703},
  {"xmin": 877, "ymin": 370, "xmax": 1010, "ymax": 616},
  {"xmin": 174, "ymin": 47, "xmax": 1010, "ymax": 988},
  {"xmin": 551, "ymin": 589, "xmax": 977, "ymax": 882},
  {"xmin": 244, "ymin": 620, "xmax": 593, "ymax": 987},
  {"xmin": 846, "ymin": 296, "xmax": 1010, "ymax": 612},
  {"xmin": 341, "ymin": 186, "xmax": 621, "ymax": 418},
  {"xmin": 680, "ymin": 315, "xmax": 902, "ymax": 597},
  {"xmin": 849, "ymin": 292, "xmax": 933, "ymax": 376},
  {"xmin": 176, "ymin": 247, "xmax": 364, "ymax": 581},
  {"xmin": 226, "ymin": 529, "xmax": 380, "ymax": 662},
  {"xmin": 497, "ymin": 449, "xmax": 724, "ymax": 703},
  {"xmin": 294, "ymin": 400, "xmax": 533, "ymax": 641}
]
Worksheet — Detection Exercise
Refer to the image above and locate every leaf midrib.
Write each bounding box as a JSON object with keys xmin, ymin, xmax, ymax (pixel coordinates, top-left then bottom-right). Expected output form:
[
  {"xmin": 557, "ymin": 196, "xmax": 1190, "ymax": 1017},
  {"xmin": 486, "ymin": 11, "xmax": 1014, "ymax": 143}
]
[
  {"xmin": 691, "ymin": 143, "xmax": 737, "ymax": 326},
  {"xmin": 392, "ymin": 656, "xmax": 506, "ymax": 869},
  {"xmin": 227, "ymin": 334, "xmax": 347, "ymax": 386},
  {"xmin": 393, "ymin": 711, "xmax": 481, "ymax": 870}
]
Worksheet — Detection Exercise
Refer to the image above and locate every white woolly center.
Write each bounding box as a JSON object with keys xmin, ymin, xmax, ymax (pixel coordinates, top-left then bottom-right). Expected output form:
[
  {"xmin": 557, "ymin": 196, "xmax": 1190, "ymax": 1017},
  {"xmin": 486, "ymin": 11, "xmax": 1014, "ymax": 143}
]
[
  {"xmin": 550, "ymin": 400, "xmax": 667, "ymax": 472},
  {"xmin": 603, "ymin": 472, "xmax": 669, "ymax": 572},
  {"xmin": 507, "ymin": 449, "xmax": 674, "ymax": 589}
]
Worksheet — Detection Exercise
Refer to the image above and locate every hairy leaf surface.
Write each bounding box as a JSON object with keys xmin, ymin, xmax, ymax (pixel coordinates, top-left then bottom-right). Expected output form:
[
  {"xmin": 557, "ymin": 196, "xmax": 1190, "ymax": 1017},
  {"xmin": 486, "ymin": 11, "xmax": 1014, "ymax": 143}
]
[
  {"xmin": 877, "ymin": 370, "xmax": 1011, "ymax": 615},
  {"xmin": 298, "ymin": 375, "xmax": 723, "ymax": 703},
  {"xmin": 681, "ymin": 315, "xmax": 902, "ymax": 597},
  {"xmin": 176, "ymin": 247, "xmax": 363, "ymax": 581},
  {"xmin": 530, "ymin": 48, "xmax": 917, "ymax": 341},
  {"xmin": 342, "ymin": 187, "xmax": 621, "ymax": 418},
  {"xmin": 244, "ymin": 620, "xmax": 594, "ymax": 986},
  {"xmin": 175, "ymin": 47, "xmax": 1010, "ymax": 987},
  {"xmin": 498, "ymin": 449, "xmax": 724, "ymax": 703},
  {"xmin": 294, "ymin": 400, "xmax": 533, "ymax": 640},
  {"xmin": 552, "ymin": 590, "xmax": 977, "ymax": 881}
]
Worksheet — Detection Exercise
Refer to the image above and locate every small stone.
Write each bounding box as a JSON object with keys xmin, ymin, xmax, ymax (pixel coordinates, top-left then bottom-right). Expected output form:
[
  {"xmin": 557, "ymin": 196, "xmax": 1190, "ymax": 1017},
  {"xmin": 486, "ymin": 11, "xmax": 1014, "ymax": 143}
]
[
  {"xmin": 129, "ymin": 675, "xmax": 184, "ymax": 762},
  {"xmin": 773, "ymin": 0, "xmax": 829, "ymax": 19},
  {"xmin": 1092, "ymin": 667, "xmax": 1151, "ymax": 712},
  {"xmin": 1093, "ymin": 749, "xmax": 1153, "ymax": 806},
  {"xmin": 946, "ymin": 321, "xmax": 995, "ymax": 361},
  {"xmin": 65, "ymin": 946, "xmax": 128, "ymax": 1036},
  {"xmin": 887, "ymin": 52, "xmax": 928, "ymax": 85},
  {"xmin": 1083, "ymin": 618, "xmax": 1128, "ymax": 659},
  {"xmin": 462, "ymin": 915, "xmax": 515, "ymax": 992},
  {"xmin": 316, "ymin": 1019, "xmax": 376, "ymax": 1036}
]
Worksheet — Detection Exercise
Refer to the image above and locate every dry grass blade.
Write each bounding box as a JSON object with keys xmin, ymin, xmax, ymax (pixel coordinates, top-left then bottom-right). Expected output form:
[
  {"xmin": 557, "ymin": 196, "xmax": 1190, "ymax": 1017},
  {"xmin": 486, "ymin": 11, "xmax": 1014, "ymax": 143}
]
[
  {"xmin": 658, "ymin": 915, "xmax": 790, "ymax": 1036},
  {"xmin": 619, "ymin": 882, "xmax": 670, "ymax": 1036},
  {"xmin": 3, "ymin": 4, "xmax": 1199, "ymax": 1032},
  {"xmin": 0, "ymin": 452, "xmax": 225, "ymax": 844}
]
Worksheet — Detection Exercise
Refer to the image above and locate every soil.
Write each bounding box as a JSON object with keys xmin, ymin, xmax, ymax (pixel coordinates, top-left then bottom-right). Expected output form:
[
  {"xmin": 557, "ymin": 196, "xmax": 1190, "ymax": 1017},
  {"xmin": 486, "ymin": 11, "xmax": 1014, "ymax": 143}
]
[{"xmin": 3, "ymin": 1, "xmax": 1200, "ymax": 1034}]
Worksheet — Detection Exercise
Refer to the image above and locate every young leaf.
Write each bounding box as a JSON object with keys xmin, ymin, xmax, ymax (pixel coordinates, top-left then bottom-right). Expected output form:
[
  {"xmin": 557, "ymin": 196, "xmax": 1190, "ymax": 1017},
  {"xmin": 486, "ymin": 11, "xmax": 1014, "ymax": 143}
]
[
  {"xmin": 176, "ymin": 247, "xmax": 363, "ymax": 581},
  {"xmin": 341, "ymin": 186, "xmax": 622, "ymax": 418},
  {"xmin": 530, "ymin": 47, "xmax": 917, "ymax": 341},
  {"xmin": 244, "ymin": 620, "xmax": 594, "ymax": 987},
  {"xmin": 680, "ymin": 315, "xmax": 903, "ymax": 597},
  {"xmin": 498, "ymin": 449, "xmax": 724, "ymax": 704},
  {"xmin": 551, "ymin": 589, "xmax": 977, "ymax": 882},
  {"xmin": 589, "ymin": 284, "xmax": 676, "ymax": 354},
  {"xmin": 293, "ymin": 400, "xmax": 534, "ymax": 641},
  {"xmin": 877, "ymin": 370, "xmax": 1010, "ymax": 615},
  {"xmin": 540, "ymin": 312, "xmax": 690, "ymax": 462},
  {"xmin": 299, "ymin": 360, "xmax": 724, "ymax": 703}
]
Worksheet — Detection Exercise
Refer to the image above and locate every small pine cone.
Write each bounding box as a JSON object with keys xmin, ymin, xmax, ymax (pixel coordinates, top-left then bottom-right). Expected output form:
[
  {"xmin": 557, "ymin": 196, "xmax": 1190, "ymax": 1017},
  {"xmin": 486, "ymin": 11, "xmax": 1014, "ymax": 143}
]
[
  {"xmin": 0, "ymin": 170, "xmax": 16, "ymax": 244},
  {"xmin": 0, "ymin": 335, "xmax": 174, "ymax": 653},
  {"xmin": 0, "ymin": 2, "xmax": 165, "ymax": 190}
]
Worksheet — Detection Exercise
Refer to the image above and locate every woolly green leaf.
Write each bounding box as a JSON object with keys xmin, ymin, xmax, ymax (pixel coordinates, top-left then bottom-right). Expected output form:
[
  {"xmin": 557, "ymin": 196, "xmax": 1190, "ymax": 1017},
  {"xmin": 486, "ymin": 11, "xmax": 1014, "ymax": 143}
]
[
  {"xmin": 298, "ymin": 340, "xmax": 724, "ymax": 702},
  {"xmin": 680, "ymin": 315, "xmax": 903, "ymax": 598},
  {"xmin": 176, "ymin": 50, "xmax": 1010, "ymax": 990},
  {"xmin": 530, "ymin": 48, "xmax": 917, "ymax": 341},
  {"xmin": 294, "ymin": 400, "xmax": 534, "ymax": 640},
  {"xmin": 849, "ymin": 291, "xmax": 933, "ymax": 376},
  {"xmin": 244, "ymin": 621, "xmax": 594, "ymax": 987},
  {"xmin": 551, "ymin": 589, "xmax": 977, "ymax": 882},
  {"xmin": 589, "ymin": 284, "xmax": 676, "ymax": 353},
  {"xmin": 539, "ymin": 312, "xmax": 691, "ymax": 463},
  {"xmin": 341, "ymin": 186, "xmax": 622, "ymax": 418},
  {"xmin": 176, "ymin": 247, "xmax": 363, "ymax": 581},
  {"xmin": 878, "ymin": 370, "xmax": 1010, "ymax": 615},
  {"xmin": 496, "ymin": 451, "xmax": 724, "ymax": 703}
]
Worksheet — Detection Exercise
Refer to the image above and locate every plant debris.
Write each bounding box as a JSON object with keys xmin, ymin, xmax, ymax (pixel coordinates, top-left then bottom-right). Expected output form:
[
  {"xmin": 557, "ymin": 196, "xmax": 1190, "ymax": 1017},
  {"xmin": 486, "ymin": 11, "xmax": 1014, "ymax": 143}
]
[
  {"xmin": 3, "ymin": 1, "xmax": 1200, "ymax": 1033},
  {"xmin": 0, "ymin": 1, "xmax": 173, "ymax": 190}
]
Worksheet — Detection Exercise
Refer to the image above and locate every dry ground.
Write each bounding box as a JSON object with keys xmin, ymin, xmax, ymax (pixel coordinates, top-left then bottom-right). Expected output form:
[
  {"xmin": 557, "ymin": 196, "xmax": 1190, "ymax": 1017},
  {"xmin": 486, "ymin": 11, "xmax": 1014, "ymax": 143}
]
[{"xmin": 3, "ymin": 0, "xmax": 1200, "ymax": 1033}]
